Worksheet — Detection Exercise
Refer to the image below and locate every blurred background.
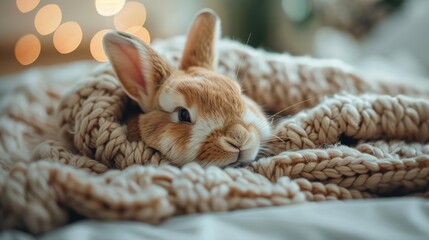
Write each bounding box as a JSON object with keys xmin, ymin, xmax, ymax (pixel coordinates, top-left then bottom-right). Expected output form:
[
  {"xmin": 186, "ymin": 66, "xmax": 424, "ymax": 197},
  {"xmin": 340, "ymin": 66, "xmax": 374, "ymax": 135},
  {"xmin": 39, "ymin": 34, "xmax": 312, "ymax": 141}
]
[{"xmin": 1, "ymin": 0, "xmax": 429, "ymax": 80}]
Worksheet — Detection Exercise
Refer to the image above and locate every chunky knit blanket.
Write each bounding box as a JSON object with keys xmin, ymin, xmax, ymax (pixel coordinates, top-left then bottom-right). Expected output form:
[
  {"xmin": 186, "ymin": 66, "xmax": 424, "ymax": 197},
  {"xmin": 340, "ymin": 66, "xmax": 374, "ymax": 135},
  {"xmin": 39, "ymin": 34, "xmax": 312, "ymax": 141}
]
[{"xmin": 1, "ymin": 37, "xmax": 429, "ymax": 234}]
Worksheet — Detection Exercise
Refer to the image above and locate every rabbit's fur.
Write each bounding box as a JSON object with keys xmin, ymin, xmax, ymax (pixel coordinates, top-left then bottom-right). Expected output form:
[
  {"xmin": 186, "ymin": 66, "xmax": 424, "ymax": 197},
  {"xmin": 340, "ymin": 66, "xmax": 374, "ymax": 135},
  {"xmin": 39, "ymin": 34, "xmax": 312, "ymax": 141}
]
[{"xmin": 103, "ymin": 9, "xmax": 271, "ymax": 167}]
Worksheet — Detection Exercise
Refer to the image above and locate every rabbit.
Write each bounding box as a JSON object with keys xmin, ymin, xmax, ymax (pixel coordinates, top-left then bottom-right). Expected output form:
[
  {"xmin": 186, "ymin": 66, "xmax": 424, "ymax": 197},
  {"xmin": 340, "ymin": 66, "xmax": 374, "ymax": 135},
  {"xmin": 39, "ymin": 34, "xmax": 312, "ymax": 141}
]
[{"xmin": 103, "ymin": 9, "xmax": 271, "ymax": 167}]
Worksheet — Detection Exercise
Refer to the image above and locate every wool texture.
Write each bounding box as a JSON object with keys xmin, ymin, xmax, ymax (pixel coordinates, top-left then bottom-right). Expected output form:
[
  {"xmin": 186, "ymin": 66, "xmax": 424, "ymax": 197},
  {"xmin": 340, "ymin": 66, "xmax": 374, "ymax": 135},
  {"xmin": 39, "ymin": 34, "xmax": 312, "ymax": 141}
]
[{"xmin": 1, "ymin": 37, "xmax": 429, "ymax": 234}]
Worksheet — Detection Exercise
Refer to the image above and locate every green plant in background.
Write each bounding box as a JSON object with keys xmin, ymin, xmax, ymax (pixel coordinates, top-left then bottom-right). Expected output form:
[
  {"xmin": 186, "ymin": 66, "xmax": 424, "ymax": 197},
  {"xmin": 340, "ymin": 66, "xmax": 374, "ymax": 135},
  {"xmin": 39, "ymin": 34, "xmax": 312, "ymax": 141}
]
[{"xmin": 225, "ymin": 0, "xmax": 404, "ymax": 51}]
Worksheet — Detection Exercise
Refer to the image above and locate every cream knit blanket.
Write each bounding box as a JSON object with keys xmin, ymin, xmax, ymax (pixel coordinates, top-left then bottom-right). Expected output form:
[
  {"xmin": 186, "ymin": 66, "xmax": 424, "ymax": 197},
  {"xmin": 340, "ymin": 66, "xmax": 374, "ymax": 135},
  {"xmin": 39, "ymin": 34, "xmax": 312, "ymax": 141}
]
[{"xmin": 1, "ymin": 37, "xmax": 429, "ymax": 234}]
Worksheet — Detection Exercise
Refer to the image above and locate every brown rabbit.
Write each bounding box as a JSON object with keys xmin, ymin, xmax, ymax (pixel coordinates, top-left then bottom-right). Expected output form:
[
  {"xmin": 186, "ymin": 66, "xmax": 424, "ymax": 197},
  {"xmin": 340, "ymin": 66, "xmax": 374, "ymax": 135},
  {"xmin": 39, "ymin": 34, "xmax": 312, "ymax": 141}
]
[{"xmin": 103, "ymin": 9, "xmax": 271, "ymax": 167}]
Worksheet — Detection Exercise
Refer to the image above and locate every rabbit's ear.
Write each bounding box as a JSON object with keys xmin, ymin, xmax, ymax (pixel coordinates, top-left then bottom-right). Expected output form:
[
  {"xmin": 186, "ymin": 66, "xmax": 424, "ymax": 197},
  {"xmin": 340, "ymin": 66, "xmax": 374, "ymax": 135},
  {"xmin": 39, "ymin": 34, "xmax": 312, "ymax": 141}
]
[
  {"xmin": 180, "ymin": 9, "xmax": 221, "ymax": 70},
  {"xmin": 103, "ymin": 31, "xmax": 173, "ymax": 112}
]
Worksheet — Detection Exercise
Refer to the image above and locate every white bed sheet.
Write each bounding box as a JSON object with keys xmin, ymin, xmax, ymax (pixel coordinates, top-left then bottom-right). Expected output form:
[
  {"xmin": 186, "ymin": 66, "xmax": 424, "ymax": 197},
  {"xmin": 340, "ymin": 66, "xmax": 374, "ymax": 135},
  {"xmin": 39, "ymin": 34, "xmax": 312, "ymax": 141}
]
[{"xmin": 2, "ymin": 197, "xmax": 428, "ymax": 240}]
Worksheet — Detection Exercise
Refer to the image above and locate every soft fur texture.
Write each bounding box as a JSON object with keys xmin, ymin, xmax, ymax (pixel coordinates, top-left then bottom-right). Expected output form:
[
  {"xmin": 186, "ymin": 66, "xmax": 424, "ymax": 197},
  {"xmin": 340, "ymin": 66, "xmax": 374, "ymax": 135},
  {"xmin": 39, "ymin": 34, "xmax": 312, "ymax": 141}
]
[{"xmin": 103, "ymin": 10, "xmax": 271, "ymax": 167}]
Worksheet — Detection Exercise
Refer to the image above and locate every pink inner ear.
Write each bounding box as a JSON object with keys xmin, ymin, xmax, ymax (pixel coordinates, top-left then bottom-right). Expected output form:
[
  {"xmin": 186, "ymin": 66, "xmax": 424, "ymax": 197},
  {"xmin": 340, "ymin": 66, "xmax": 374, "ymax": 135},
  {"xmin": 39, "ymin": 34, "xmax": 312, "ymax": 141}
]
[{"xmin": 116, "ymin": 43, "xmax": 148, "ymax": 95}]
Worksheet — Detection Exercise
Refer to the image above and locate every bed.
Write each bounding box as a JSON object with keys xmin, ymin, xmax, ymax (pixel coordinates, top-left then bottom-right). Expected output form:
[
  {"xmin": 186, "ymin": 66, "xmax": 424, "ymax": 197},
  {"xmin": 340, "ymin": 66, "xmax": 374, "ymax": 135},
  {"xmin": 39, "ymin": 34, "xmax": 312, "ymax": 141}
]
[{"xmin": 1, "ymin": 37, "xmax": 428, "ymax": 239}]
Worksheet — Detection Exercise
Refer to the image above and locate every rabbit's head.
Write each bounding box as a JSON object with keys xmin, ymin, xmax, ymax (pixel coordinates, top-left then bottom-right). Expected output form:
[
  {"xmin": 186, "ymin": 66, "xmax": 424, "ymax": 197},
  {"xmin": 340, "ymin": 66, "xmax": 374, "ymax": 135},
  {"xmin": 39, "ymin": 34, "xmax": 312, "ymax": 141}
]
[{"xmin": 103, "ymin": 9, "xmax": 271, "ymax": 167}]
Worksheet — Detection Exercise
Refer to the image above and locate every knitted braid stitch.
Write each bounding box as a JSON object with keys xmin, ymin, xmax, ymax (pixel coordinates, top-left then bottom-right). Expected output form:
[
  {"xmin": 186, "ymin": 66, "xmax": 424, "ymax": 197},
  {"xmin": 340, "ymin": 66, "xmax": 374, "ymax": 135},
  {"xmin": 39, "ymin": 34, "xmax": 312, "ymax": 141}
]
[
  {"xmin": 266, "ymin": 94, "xmax": 429, "ymax": 154},
  {"xmin": 1, "ymin": 38, "xmax": 429, "ymax": 234},
  {"xmin": 1, "ymin": 160, "xmax": 372, "ymax": 234}
]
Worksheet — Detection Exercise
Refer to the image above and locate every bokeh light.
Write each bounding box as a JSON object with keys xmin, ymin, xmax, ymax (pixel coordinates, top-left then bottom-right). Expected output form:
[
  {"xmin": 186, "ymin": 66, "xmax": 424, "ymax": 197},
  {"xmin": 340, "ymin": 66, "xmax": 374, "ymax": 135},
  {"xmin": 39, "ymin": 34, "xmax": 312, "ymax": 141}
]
[
  {"xmin": 53, "ymin": 22, "xmax": 83, "ymax": 54},
  {"xmin": 114, "ymin": 1, "xmax": 146, "ymax": 31},
  {"xmin": 16, "ymin": 0, "xmax": 40, "ymax": 13},
  {"xmin": 34, "ymin": 4, "xmax": 62, "ymax": 35},
  {"xmin": 126, "ymin": 26, "xmax": 151, "ymax": 44},
  {"xmin": 15, "ymin": 1, "xmax": 150, "ymax": 66},
  {"xmin": 15, "ymin": 34, "xmax": 41, "ymax": 65},
  {"xmin": 95, "ymin": 0, "xmax": 126, "ymax": 16},
  {"xmin": 90, "ymin": 29, "xmax": 110, "ymax": 62}
]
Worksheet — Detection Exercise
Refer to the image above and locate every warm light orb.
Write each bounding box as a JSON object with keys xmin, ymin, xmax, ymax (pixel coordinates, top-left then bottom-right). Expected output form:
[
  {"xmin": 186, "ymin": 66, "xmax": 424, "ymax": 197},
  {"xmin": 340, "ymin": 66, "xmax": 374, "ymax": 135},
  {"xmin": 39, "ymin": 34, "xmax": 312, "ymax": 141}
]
[
  {"xmin": 95, "ymin": 0, "xmax": 126, "ymax": 16},
  {"xmin": 16, "ymin": 0, "xmax": 40, "ymax": 13},
  {"xmin": 15, "ymin": 34, "xmax": 41, "ymax": 65},
  {"xmin": 114, "ymin": 1, "xmax": 146, "ymax": 31},
  {"xmin": 34, "ymin": 4, "xmax": 62, "ymax": 35},
  {"xmin": 53, "ymin": 22, "xmax": 83, "ymax": 54},
  {"xmin": 90, "ymin": 29, "xmax": 110, "ymax": 62},
  {"xmin": 126, "ymin": 26, "xmax": 151, "ymax": 44}
]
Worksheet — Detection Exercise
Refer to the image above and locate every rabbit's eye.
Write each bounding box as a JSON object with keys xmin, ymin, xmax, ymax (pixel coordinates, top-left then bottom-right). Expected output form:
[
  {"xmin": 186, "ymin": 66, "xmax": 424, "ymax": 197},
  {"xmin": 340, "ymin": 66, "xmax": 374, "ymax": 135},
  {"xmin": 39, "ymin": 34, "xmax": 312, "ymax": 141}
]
[{"xmin": 178, "ymin": 107, "xmax": 191, "ymax": 123}]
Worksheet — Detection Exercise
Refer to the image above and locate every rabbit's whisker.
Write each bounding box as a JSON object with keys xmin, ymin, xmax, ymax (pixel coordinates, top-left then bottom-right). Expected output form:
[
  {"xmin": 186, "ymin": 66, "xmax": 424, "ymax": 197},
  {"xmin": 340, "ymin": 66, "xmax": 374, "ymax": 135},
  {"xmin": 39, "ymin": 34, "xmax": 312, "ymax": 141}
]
[
  {"xmin": 235, "ymin": 33, "xmax": 251, "ymax": 81},
  {"xmin": 267, "ymin": 94, "xmax": 324, "ymax": 121}
]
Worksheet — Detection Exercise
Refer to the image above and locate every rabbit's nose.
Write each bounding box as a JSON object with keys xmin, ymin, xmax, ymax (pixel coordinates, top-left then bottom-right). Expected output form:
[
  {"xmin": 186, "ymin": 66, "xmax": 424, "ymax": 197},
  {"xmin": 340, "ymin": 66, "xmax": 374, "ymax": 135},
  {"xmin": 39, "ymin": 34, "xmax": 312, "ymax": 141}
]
[
  {"xmin": 225, "ymin": 124, "xmax": 250, "ymax": 149},
  {"xmin": 225, "ymin": 138, "xmax": 241, "ymax": 149},
  {"xmin": 220, "ymin": 137, "xmax": 241, "ymax": 152}
]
